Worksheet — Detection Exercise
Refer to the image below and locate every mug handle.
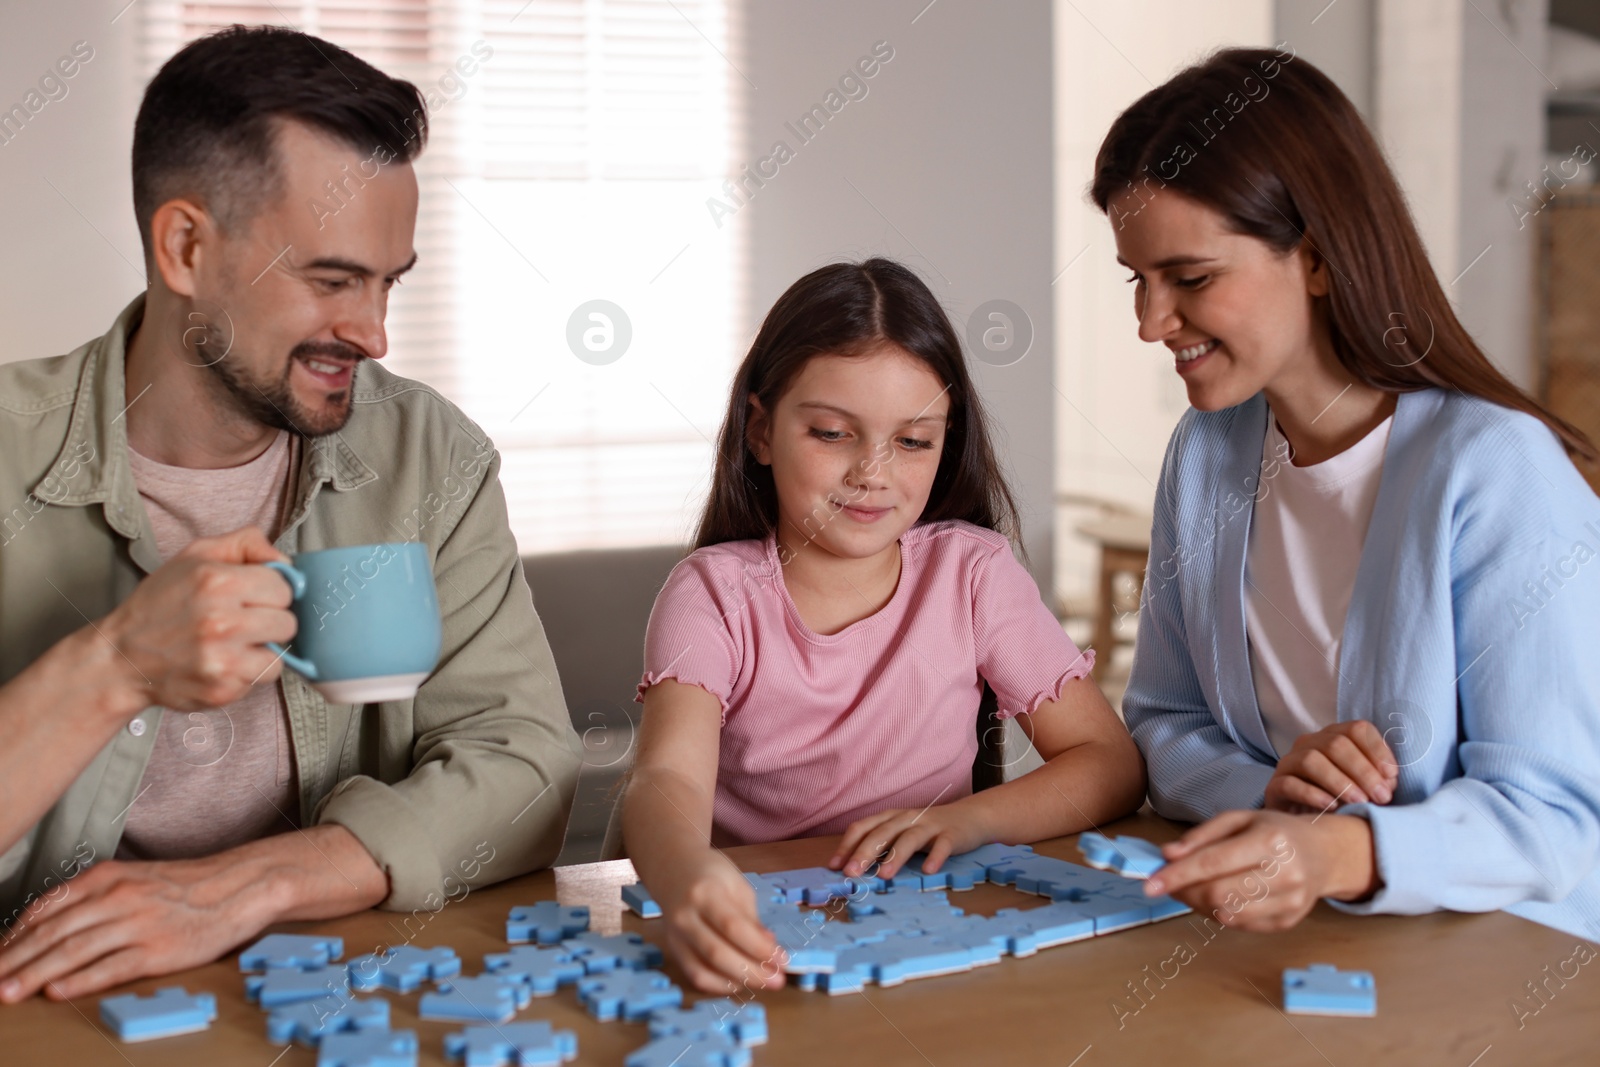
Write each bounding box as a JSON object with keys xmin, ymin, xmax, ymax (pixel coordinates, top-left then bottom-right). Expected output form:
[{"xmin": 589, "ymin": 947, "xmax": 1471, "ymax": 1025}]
[{"xmin": 263, "ymin": 560, "xmax": 320, "ymax": 681}]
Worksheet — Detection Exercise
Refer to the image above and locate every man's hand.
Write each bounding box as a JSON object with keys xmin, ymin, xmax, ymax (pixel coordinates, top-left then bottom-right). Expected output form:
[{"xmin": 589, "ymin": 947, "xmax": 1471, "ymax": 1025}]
[
  {"xmin": 0, "ymin": 825, "xmax": 386, "ymax": 1003},
  {"xmin": 101, "ymin": 526, "xmax": 298, "ymax": 713},
  {"xmin": 1144, "ymin": 810, "xmax": 1380, "ymax": 932},
  {"xmin": 830, "ymin": 800, "xmax": 992, "ymax": 880},
  {"xmin": 1265, "ymin": 721, "xmax": 1398, "ymax": 814}
]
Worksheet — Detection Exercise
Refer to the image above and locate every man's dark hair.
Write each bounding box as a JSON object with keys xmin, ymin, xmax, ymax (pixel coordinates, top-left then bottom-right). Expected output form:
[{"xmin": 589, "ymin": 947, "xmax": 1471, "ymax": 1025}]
[{"xmin": 132, "ymin": 25, "xmax": 427, "ymax": 263}]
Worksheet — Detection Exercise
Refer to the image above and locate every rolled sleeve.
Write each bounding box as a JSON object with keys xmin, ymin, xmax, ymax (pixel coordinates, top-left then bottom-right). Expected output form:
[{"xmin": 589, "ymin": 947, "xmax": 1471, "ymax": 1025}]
[
  {"xmin": 315, "ymin": 452, "xmax": 581, "ymax": 910},
  {"xmin": 971, "ymin": 544, "xmax": 1094, "ymax": 719},
  {"xmin": 636, "ymin": 553, "xmax": 745, "ymax": 721}
]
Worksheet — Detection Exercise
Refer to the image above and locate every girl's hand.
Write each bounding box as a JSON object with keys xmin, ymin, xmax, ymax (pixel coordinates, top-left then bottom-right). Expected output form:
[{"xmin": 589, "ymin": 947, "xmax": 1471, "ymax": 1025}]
[
  {"xmin": 655, "ymin": 849, "xmax": 786, "ymax": 995},
  {"xmin": 830, "ymin": 801, "xmax": 991, "ymax": 879},
  {"xmin": 1265, "ymin": 720, "xmax": 1399, "ymax": 813},
  {"xmin": 1146, "ymin": 810, "xmax": 1379, "ymax": 932}
]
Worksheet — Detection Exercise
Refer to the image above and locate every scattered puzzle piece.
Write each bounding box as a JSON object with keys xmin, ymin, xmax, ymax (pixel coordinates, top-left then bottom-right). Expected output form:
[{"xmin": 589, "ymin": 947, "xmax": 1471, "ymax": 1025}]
[
  {"xmin": 625, "ymin": 1032, "xmax": 751, "ymax": 1067},
  {"xmin": 420, "ymin": 975, "xmax": 534, "ymax": 1024},
  {"xmin": 247, "ymin": 966, "xmax": 352, "ymax": 1007},
  {"xmin": 266, "ymin": 994, "xmax": 388, "ymax": 1046},
  {"xmin": 317, "ymin": 1028, "xmax": 418, "ymax": 1067},
  {"xmin": 100, "ymin": 987, "xmax": 217, "ymax": 1042},
  {"xmin": 240, "ymin": 933, "xmax": 345, "ymax": 972},
  {"xmin": 560, "ymin": 931, "xmax": 664, "ymax": 973},
  {"xmin": 577, "ymin": 968, "xmax": 683, "ymax": 1022},
  {"xmin": 1077, "ymin": 832, "xmax": 1168, "ymax": 878},
  {"xmin": 347, "ymin": 945, "xmax": 461, "ymax": 993},
  {"xmin": 621, "ymin": 883, "xmax": 662, "ymax": 918},
  {"xmin": 647, "ymin": 998, "xmax": 768, "ymax": 1046},
  {"xmin": 506, "ymin": 902, "xmax": 591, "ymax": 945},
  {"xmin": 483, "ymin": 946, "xmax": 587, "ymax": 996},
  {"xmin": 1283, "ymin": 964, "xmax": 1377, "ymax": 1017},
  {"xmin": 444, "ymin": 1021, "xmax": 579, "ymax": 1066}
]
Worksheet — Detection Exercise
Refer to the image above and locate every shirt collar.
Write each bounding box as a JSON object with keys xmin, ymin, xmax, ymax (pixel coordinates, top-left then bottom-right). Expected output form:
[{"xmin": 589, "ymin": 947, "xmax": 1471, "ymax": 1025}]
[{"xmin": 32, "ymin": 292, "xmax": 378, "ymax": 544}]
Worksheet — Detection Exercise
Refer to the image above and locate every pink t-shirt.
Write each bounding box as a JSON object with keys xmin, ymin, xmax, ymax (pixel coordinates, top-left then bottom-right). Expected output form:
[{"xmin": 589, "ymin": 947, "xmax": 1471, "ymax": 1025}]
[{"xmin": 637, "ymin": 520, "xmax": 1094, "ymax": 846}]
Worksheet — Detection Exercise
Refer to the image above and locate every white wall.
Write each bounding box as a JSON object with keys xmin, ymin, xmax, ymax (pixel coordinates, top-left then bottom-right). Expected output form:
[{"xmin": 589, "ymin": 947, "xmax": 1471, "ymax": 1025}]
[
  {"xmin": 0, "ymin": 1, "xmax": 145, "ymax": 364},
  {"xmin": 1375, "ymin": 0, "xmax": 1546, "ymax": 389},
  {"xmin": 1051, "ymin": 1, "xmax": 1274, "ymax": 604},
  {"xmin": 744, "ymin": 0, "xmax": 1058, "ymax": 589}
]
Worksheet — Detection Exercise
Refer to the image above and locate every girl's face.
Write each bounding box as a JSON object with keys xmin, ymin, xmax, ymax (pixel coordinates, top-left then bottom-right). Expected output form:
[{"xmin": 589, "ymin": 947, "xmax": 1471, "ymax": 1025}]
[
  {"xmin": 1110, "ymin": 188, "xmax": 1331, "ymax": 412},
  {"xmin": 748, "ymin": 343, "xmax": 951, "ymax": 565}
]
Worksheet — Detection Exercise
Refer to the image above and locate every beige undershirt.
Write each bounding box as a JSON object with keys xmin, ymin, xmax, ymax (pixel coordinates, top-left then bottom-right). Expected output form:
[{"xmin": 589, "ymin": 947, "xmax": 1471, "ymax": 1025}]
[{"xmin": 116, "ymin": 430, "xmax": 301, "ymax": 860}]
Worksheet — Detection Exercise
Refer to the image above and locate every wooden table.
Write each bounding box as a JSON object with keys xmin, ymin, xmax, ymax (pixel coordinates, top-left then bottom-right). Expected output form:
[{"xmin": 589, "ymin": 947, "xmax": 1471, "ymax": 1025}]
[{"xmin": 9, "ymin": 813, "xmax": 1595, "ymax": 1065}]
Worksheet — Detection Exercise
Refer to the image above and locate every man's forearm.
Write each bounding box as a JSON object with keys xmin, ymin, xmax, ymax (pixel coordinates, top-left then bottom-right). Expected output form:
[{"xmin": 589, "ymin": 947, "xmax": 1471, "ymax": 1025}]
[
  {"xmin": 0, "ymin": 626, "xmax": 149, "ymax": 855},
  {"xmin": 237, "ymin": 824, "xmax": 390, "ymax": 923}
]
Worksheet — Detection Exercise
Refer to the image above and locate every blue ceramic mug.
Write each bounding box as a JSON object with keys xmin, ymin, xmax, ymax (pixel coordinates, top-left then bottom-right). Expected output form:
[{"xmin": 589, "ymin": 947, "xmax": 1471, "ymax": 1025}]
[{"xmin": 263, "ymin": 542, "xmax": 442, "ymax": 703}]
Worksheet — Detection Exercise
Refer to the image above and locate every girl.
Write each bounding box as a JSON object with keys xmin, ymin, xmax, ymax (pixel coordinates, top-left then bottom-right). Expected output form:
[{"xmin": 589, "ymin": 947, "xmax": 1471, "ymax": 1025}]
[
  {"xmin": 1096, "ymin": 49, "xmax": 1600, "ymax": 937},
  {"xmin": 622, "ymin": 258, "xmax": 1146, "ymax": 993}
]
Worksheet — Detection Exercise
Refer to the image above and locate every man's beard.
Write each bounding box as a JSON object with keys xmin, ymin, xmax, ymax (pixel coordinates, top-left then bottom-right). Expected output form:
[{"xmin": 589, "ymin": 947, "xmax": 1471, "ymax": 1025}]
[{"xmin": 202, "ymin": 338, "xmax": 363, "ymax": 438}]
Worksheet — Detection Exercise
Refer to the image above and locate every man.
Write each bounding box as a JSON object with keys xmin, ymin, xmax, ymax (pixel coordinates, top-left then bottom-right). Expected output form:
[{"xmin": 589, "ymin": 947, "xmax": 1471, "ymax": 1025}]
[{"xmin": 0, "ymin": 26, "xmax": 580, "ymax": 1002}]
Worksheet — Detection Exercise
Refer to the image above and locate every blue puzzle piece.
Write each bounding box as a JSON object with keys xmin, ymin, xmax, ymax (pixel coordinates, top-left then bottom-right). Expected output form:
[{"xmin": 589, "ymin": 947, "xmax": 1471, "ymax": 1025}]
[
  {"xmin": 420, "ymin": 975, "xmax": 534, "ymax": 1024},
  {"xmin": 776, "ymin": 919, "xmax": 869, "ymax": 973},
  {"xmin": 647, "ymin": 998, "xmax": 767, "ymax": 1046},
  {"xmin": 986, "ymin": 903, "xmax": 1096, "ymax": 956},
  {"xmin": 845, "ymin": 888, "xmax": 963, "ymax": 921},
  {"xmin": 1057, "ymin": 890, "xmax": 1153, "ymax": 933},
  {"xmin": 621, "ymin": 883, "xmax": 662, "ymax": 918},
  {"xmin": 247, "ymin": 966, "xmax": 352, "ymax": 1007},
  {"xmin": 955, "ymin": 841, "xmax": 1037, "ymax": 870},
  {"xmin": 813, "ymin": 932, "xmax": 980, "ymax": 993},
  {"xmin": 347, "ymin": 945, "xmax": 461, "ymax": 992},
  {"xmin": 869, "ymin": 936, "xmax": 983, "ymax": 987},
  {"xmin": 760, "ymin": 867, "xmax": 859, "ymax": 905},
  {"xmin": 444, "ymin": 1021, "xmax": 579, "ymax": 1066},
  {"xmin": 742, "ymin": 872, "xmax": 787, "ymax": 904},
  {"xmin": 100, "ymin": 986, "xmax": 217, "ymax": 1041},
  {"xmin": 985, "ymin": 854, "xmax": 1093, "ymax": 898},
  {"xmin": 1148, "ymin": 894, "xmax": 1193, "ymax": 921},
  {"xmin": 626, "ymin": 1032, "xmax": 752, "ymax": 1067},
  {"xmin": 483, "ymin": 946, "xmax": 587, "ymax": 996},
  {"xmin": 1078, "ymin": 832, "xmax": 1168, "ymax": 878},
  {"xmin": 837, "ymin": 911, "xmax": 926, "ymax": 944},
  {"xmin": 1283, "ymin": 964, "xmax": 1377, "ymax": 1017},
  {"xmin": 577, "ymin": 968, "xmax": 683, "ymax": 1022},
  {"xmin": 267, "ymin": 994, "xmax": 388, "ymax": 1046},
  {"xmin": 506, "ymin": 902, "xmax": 590, "ymax": 945},
  {"xmin": 317, "ymin": 1028, "xmax": 418, "ymax": 1067},
  {"xmin": 240, "ymin": 933, "xmax": 345, "ymax": 972},
  {"xmin": 560, "ymin": 931, "xmax": 663, "ymax": 973}
]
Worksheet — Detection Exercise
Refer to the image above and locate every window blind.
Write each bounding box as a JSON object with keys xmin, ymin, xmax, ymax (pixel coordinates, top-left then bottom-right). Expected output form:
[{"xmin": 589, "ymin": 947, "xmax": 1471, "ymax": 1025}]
[{"xmin": 143, "ymin": 0, "xmax": 745, "ymax": 553}]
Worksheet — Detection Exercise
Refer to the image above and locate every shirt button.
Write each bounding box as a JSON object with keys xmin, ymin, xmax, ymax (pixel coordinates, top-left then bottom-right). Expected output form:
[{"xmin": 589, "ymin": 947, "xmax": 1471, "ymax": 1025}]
[{"xmin": 128, "ymin": 718, "xmax": 146, "ymax": 737}]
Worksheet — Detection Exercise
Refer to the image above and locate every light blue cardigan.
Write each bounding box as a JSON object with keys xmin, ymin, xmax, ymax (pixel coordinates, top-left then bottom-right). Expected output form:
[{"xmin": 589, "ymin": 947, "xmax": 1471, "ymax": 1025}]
[{"xmin": 1123, "ymin": 388, "xmax": 1600, "ymax": 940}]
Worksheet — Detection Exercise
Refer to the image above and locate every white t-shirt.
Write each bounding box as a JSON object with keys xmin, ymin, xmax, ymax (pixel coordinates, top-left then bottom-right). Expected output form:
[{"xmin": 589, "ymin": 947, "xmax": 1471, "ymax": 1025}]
[{"xmin": 1245, "ymin": 410, "xmax": 1393, "ymax": 758}]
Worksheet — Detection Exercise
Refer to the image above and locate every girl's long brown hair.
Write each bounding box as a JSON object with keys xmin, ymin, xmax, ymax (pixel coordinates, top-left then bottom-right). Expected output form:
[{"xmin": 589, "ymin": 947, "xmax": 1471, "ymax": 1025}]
[
  {"xmin": 695, "ymin": 258, "xmax": 1021, "ymax": 549},
  {"xmin": 1091, "ymin": 46, "xmax": 1595, "ymax": 461}
]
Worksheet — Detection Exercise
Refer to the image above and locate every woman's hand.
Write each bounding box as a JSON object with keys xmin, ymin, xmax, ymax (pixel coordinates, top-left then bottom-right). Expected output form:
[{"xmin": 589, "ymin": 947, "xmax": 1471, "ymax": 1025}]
[
  {"xmin": 654, "ymin": 849, "xmax": 786, "ymax": 996},
  {"xmin": 830, "ymin": 801, "xmax": 992, "ymax": 880},
  {"xmin": 1265, "ymin": 721, "xmax": 1398, "ymax": 814},
  {"xmin": 1145, "ymin": 810, "xmax": 1380, "ymax": 932}
]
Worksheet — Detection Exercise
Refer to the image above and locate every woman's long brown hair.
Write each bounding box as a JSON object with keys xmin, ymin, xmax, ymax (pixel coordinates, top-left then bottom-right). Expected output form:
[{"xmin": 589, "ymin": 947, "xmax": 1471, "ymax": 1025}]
[
  {"xmin": 1090, "ymin": 46, "xmax": 1595, "ymax": 461},
  {"xmin": 694, "ymin": 258, "xmax": 1021, "ymax": 550}
]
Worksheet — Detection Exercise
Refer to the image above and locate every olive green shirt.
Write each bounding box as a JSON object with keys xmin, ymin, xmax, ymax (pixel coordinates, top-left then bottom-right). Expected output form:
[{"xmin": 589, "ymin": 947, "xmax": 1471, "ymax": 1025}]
[{"xmin": 0, "ymin": 294, "xmax": 581, "ymax": 917}]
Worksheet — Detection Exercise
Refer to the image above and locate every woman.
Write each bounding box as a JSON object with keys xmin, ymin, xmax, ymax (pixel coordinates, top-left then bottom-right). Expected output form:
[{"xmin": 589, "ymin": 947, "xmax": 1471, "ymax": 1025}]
[{"xmin": 1097, "ymin": 47, "xmax": 1600, "ymax": 939}]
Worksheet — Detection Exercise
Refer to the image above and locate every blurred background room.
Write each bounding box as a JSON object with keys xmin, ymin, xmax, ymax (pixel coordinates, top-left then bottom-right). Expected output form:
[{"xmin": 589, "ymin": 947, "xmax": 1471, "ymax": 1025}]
[{"xmin": 4, "ymin": 0, "xmax": 1597, "ymax": 860}]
